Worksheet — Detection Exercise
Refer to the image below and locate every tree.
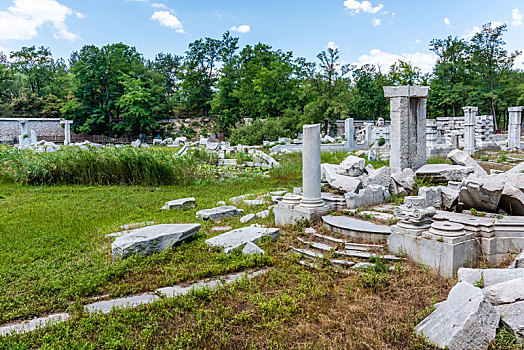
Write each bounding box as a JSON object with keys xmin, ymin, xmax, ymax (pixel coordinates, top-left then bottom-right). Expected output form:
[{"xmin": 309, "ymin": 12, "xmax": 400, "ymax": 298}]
[
  {"xmin": 10, "ymin": 46, "xmax": 55, "ymax": 96},
  {"xmin": 469, "ymin": 23, "xmax": 521, "ymax": 129},
  {"xmin": 351, "ymin": 64, "xmax": 388, "ymax": 121},
  {"xmin": 387, "ymin": 60, "xmax": 422, "ymax": 86}
]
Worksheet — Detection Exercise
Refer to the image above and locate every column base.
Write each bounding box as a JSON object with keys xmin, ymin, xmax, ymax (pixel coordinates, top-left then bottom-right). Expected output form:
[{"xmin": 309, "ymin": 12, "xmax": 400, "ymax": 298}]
[{"xmin": 274, "ymin": 205, "xmax": 331, "ymax": 226}]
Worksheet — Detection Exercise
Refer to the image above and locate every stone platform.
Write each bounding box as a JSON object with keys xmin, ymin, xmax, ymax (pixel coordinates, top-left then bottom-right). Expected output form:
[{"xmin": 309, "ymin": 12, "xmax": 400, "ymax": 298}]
[{"xmin": 322, "ymin": 215, "xmax": 391, "ymax": 243}]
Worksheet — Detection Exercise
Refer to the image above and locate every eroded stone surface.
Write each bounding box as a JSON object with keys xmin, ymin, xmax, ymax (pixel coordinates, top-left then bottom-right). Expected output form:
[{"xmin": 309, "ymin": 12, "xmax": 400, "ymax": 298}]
[
  {"xmin": 196, "ymin": 206, "xmax": 244, "ymax": 220},
  {"xmin": 205, "ymin": 227, "xmax": 280, "ymax": 253},
  {"xmin": 415, "ymin": 281, "xmax": 499, "ymax": 350},
  {"xmin": 240, "ymin": 213, "xmax": 255, "ymax": 223},
  {"xmin": 495, "ymin": 301, "xmax": 524, "ymax": 342},
  {"xmin": 448, "ymin": 149, "xmax": 487, "ymax": 176},
  {"xmin": 458, "ymin": 268, "xmax": 524, "ymax": 288},
  {"xmin": 162, "ymin": 197, "xmax": 196, "ymax": 211},
  {"xmin": 322, "ymin": 163, "xmax": 363, "ymax": 193},
  {"xmin": 510, "ymin": 250, "xmax": 524, "ymax": 268},
  {"xmin": 0, "ymin": 313, "xmax": 70, "ymax": 337},
  {"xmin": 242, "ymin": 242, "xmax": 266, "ymax": 255},
  {"xmin": 484, "ymin": 277, "xmax": 524, "ymax": 306},
  {"xmin": 415, "ymin": 164, "xmax": 474, "ymax": 182},
  {"xmin": 112, "ymin": 224, "xmax": 200, "ymax": 260},
  {"xmin": 336, "ymin": 155, "xmax": 365, "ymax": 176}
]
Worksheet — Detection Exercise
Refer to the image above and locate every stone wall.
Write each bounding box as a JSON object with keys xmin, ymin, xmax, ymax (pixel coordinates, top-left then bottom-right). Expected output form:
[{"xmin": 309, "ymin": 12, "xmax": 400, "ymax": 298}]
[{"xmin": 0, "ymin": 118, "xmax": 66, "ymax": 143}]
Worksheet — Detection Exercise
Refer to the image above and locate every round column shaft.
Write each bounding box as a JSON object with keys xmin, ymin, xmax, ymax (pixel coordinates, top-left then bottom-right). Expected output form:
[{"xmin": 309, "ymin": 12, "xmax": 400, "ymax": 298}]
[{"xmin": 300, "ymin": 124, "xmax": 324, "ymax": 208}]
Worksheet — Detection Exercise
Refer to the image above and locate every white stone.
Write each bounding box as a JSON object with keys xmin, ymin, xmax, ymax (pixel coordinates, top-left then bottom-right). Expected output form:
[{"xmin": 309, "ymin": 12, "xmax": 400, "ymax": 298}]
[
  {"xmin": 256, "ymin": 210, "xmax": 270, "ymax": 218},
  {"xmin": 499, "ymin": 184, "xmax": 524, "ymax": 215},
  {"xmin": 205, "ymin": 226, "xmax": 280, "ymax": 253},
  {"xmin": 415, "ymin": 281, "xmax": 499, "ymax": 350},
  {"xmin": 322, "ymin": 163, "xmax": 363, "ymax": 193},
  {"xmin": 0, "ymin": 313, "xmax": 70, "ymax": 337},
  {"xmin": 458, "ymin": 268, "xmax": 524, "ymax": 288},
  {"xmin": 418, "ymin": 186, "xmax": 442, "ymax": 208},
  {"xmin": 196, "ymin": 206, "xmax": 244, "ymax": 220},
  {"xmin": 484, "ymin": 277, "xmax": 524, "ymax": 306},
  {"xmin": 391, "ymin": 168, "xmax": 416, "ymax": 191},
  {"xmin": 509, "ymin": 250, "xmax": 524, "ymax": 268},
  {"xmin": 112, "ymin": 224, "xmax": 201, "ymax": 260},
  {"xmin": 463, "ymin": 107, "xmax": 478, "ymax": 155},
  {"xmin": 300, "ymin": 124, "xmax": 325, "ymax": 209},
  {"xmin": 415, "ymin": 164, "xmax": 474, "ymax": 182},
  {"xmin": 336, "ymin": 155, "xmax": 365, "ymax": 176},
  {"xmin": 495, "ymin": 301, "xmax": 524, "ymax": 342},
  {"xmin": 240, "ymin": 213, "xmax": 256, "ymax": 223},
  {"xmin": 440, "ymin": 186, "xmax": 459, "ymax": 210},
  {"xmin": 241, "ymin": 242, "xmax": 266, "ymax": 255},
  {"xmin": 364, "ymin": 164, "xmax": 375, "ymax": 175},
  {"xmin": 161, "ymin": 197, "xmax": 196, "ymax": 211},
  {"xmin": 447, "ymin": 149, "xmax": 487, "ymax": 176},
  {"xmin": 459, "ymin": 174, "xmax": 504, "ymax": 212},
  {"xmin": 367, "ymin": 166, "xmax": 391, "ymax": 188}
]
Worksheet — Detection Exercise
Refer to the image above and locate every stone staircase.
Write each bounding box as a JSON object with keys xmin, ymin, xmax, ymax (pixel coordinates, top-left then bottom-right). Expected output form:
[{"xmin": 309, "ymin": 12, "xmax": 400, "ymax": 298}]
[{"xmin": 290, "ymin": 220, "xmax": 402, "ymax": 273}]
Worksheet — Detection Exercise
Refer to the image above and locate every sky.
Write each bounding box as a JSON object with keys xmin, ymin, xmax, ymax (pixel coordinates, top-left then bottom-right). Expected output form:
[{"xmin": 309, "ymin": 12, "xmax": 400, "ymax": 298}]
[{"xmin": 0, "ymin": 0, "xmax": 523, "ymax": 73}]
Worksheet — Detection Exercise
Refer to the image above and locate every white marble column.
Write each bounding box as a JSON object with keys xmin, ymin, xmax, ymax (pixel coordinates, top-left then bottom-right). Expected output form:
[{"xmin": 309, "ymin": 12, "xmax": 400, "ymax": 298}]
[
  {"xmin": 299, "ymin": 124, "xmax": 324, "ymax": 209},
  {"xmin": 60, "ymin": 120, "xmax": 73, "ymax": 146},
  {"xmin": 508, "ymin": 107, "xmax": 523, "ymax": 151},
  {"xmin": 19, "ymin": 120, "xmax": 29, "ymax": 149},
  {"xmin": 383, "ymin": 86, "xmax": 429, "ymax": 173},
  {"xmin": 463, "ymin": 106, "xmax": 477, "ymax": 155},
  {"xmin": 345, "ymin": 118, "xmax": 355, "ymax": 150}
]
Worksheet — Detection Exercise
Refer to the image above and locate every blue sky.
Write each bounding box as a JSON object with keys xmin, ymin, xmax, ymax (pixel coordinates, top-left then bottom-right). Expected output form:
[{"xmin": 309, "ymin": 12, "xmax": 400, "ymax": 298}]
[{"xmin": 0, "ymin": 0, "xmax": 523, "ymax": 72}]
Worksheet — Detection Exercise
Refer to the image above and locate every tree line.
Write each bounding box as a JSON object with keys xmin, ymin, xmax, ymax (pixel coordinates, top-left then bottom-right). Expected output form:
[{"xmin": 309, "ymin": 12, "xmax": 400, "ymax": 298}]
[{"xmin": 0, "ymin": 23, "xmax": 522, "ymax": 143}]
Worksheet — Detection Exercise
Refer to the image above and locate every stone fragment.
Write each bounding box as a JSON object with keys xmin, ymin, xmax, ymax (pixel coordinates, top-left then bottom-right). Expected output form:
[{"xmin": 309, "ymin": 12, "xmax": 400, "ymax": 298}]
[
  {"xmin": 415, "ymin": 164, "xmax": 474, "ymax": 183},
  {"xmin": 458, "ymin": 268, "xmax": 524, "ymax": 288},
  {"xmin": 499, "ymin": 184, "xmax": 524, "ymax": 216},
  {"xmin": 321, "ymin": 163, "xmax": 363, "ymax": 193},
  {"xmin": 415, "ymin": 281, "xmax": 499, "ymax": 350},
  {"xmin": 161, "ymin": 197, "xmax": 196, "ymax": 211},
  {"xmin": 256, "ymin": 210, "xmax": 270, "ymax": 218},
  {"xmin": 345, "ymin": 185, "xmax": 390, "ymax": 209},
  {"xmin": 243, "ymin": 199, "xmax": 266, "ymax": 206},
  {"xmin": 241, "ymin": 242, "xmax": 266, "ymax": 255},
  {"xmin": 495, "ymin": 301, "xmax": 524, "ymax": 342},
  {"xmin": 508, "ymin": 162, "xmax": 524, "ymax": 174},
  {"xmin": 0, "ymin": 313, "xmax": 70, "ymax": 337},
  {"xmin": 440, "ymin": 186, "xmax": 459, "ymax": 210},
  {"xmin": 205, "ymin": 226, "xmax": 280, "ymax": 253},
  {"xmin": 364, "ymin": 164, "xmax": 375, "ymax": 175},
  {"xmin": 484, "ymin": 277, "xmax": 524, "ymax": 306},
  {"xmin": 216, "ymin": 201, "xmax": 226, "ymax": 206},
  {"xmin": 509, "ymin": 250, "xmax": 524, "ymax": 268},
  {"xmin": 448, "ymin": 149, "xmax": 487, "ymax": 176},
  {"xmin": 240, "ymin": 213, "xmax": 255, "ymax": 223},
  {"xmin": 418, "ymin": 186, "xmax": 442, "ymax": 209},
  {"xmin": 336, "ymin": 155, "xmax": 365, "ymax": 176},
  {"xmin": 112, "ymin": 224, "xmax": 201, "ymax": 260},
  {"xmin": 196, "ymin": 206, "xmax": 244, "ymax": 221},
  {"xmin": 391, "ymin": 168, "xmax": 416, "ymax": 191},
  {"xmin": 367, "ymin": 166, "xmax": 391, "ymax": 188},
  {"xmin": 459, "ymin": 174, "xmax": 504, "ymax": 212}
]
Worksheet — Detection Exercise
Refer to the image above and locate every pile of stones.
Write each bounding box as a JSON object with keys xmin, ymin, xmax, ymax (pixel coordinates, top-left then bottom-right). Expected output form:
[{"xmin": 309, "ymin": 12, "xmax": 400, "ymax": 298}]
[{"xmin": 416, "ymin": 255, "xmax": 524, "ymax": 349}]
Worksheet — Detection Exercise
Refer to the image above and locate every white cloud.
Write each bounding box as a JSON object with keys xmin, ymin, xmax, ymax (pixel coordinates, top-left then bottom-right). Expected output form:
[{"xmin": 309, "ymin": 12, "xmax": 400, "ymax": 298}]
[
  {"xmin": 354, "ymin": 48, "xmax": 437, "ymax": 73},
  {"xmin": 151, "ymin": 3, "xmax": 168, "ymax": 10},
  {"xmin": 372, "ymin": 17, "xmax": 381, "ymax": 26},
  {"xmin": 462, "ymin": 21, "xmax": 505, "ymax": 39},
  {"xmin": 512, "ymin": 8, "xmax": 523, "ymax": 26},
  {"xmin": 75, "ymin": 11, "xmax": 86, "ymax": 18},
  {"xmin": 0, "ymin": 0, "xmax": 78, "ymax": 41},
  {"xmin": 515, "ymin": 49, "xmax": 524, "ymax": 67},
  {"xmin": 343, "ymin": 0, "xmax": 383, "ymax": 14},
  {"xmin": 415, "ymin": 38, "xmax": 420, "ymax": 43},
  {"xmin": 230, "ymin": 24, "xmax": 250, "ymax": 33},
  {"xmin": 327, "ymin": 41, "xmax": 338, "ymax": 50},
  {"xmin": 444, "ymin": 17, "xmax": 450, "ymax": 26},
  {"xmin": 150, "ymin": 10, "xmax": 184, "ymax": 33}
]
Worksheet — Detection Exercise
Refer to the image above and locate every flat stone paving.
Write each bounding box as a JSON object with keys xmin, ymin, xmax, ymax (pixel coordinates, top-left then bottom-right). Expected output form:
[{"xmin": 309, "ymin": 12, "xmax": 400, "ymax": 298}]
[
  {"xmin": 323, "ymin": 216, "xmax": 391, "ymax": 234},
  {"xmin": 0, "ymin": 270, "xmax": 269, "ymax": 336},
  {"xmin": 196, "ymin": 206, "xmax": 244, "ymax": 220},
  {"xmin": 205, "ymin": 226, "xmax": 280, "ymax": 253}
]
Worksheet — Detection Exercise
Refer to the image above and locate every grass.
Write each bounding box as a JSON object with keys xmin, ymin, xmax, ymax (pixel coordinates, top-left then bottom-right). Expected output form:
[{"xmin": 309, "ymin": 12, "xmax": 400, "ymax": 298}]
[{"xmin": 0, "ymin": 177, "xmax": 285, "ymax": 324}]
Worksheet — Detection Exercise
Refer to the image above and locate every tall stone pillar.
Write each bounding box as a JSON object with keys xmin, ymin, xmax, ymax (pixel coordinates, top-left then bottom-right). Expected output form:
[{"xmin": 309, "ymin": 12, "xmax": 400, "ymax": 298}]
[
  {"xmin": 508, "ymin": 107, "xmax": 523, "ymax": 151},
  {"xmin": 299, "ymin": 124, "xmax": 324, "ymax": 209},
  {"xmin": 19, "ymin": 119, "xmax": 29, "ymax": 149},
  {"xmin": 345, "ymin": 118, "xmax": 355, "ymax": 150},
  {"xmin": 384, "ymin": 86, "xmax": 429, "ymax": 173},
  {"xmin": 61, "ymin": 120, "xmax": 73, "ymax": 146},
  {"xmin": 463, "ymin": 106, "xmax": 477, "ymax": 155}
]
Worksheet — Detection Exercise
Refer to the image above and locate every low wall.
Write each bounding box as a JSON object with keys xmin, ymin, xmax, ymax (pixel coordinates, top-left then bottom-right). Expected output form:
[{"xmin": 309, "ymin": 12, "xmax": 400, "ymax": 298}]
[{"xmin": 0, "ymin": 118, "xmax": 66, "ymax": 143}]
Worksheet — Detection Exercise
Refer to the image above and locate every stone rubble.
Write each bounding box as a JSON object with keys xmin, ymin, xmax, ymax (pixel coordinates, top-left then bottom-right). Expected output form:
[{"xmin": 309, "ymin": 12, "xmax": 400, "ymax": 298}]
[
  {"xmin": 161, "ymin": 197, "xmax": 196, "ymax": 211},
  {"xmin": 205, "ymin": 226, "xmax": 280, "ymax": 253},
  {"xmin": 196, "ymin": 206, "xmax": 244, "ymax": 221}
]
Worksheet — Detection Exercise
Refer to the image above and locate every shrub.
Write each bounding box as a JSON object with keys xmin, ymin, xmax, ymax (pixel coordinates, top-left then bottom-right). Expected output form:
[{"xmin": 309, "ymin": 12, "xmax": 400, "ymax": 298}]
[
  {"xmin": 377, "ymin": 137, "xmax": 386, "ymax": 146},
  {"xmin": 229, "ymin": 117, "xmax": 298, "ymax": 146}
]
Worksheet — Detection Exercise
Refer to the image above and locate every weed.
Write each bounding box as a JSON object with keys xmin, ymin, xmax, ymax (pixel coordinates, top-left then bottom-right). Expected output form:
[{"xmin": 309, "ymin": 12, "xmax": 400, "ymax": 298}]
[{"xmin": 473, "ymin": 272, "xmax": 485, "ymax": 288}]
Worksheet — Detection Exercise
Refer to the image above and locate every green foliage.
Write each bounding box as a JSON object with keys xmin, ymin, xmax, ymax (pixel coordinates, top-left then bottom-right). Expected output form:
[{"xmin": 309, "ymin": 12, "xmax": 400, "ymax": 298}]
[
  {"xmin": 229, "ymin": 116, "xmax": 297, "ymax": 145},
  {"xmin": 377, "ymin": 137, "xmax": 386, "ymax": 146},
  {"xmin": 358, "ymin": 255, "xmax": 392, "ymax": 293},
  {"xmin": 0, "ymin": 147, "xmax": 203, "ymax": 186},
  {"xmin": 497, "ymin": 152, "xmax": 507, "ymax": 163},
  {"xmin": 473, "ymin": 272, "xmax": 485, "ymax": 288}
]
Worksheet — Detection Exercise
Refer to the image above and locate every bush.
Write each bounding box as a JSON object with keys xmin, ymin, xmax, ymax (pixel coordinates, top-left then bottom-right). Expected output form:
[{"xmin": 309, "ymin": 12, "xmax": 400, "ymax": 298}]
[
  {"xmin": 377, "ymin": 137, "xmax": 386, "ymax": 146},
  {"xmin": 229, "ymin": 117, "xmax": 298, "ymax": 146},
  {"xmin": 0, "ymin": 147, "xmax": 203, "ymax": 186}
]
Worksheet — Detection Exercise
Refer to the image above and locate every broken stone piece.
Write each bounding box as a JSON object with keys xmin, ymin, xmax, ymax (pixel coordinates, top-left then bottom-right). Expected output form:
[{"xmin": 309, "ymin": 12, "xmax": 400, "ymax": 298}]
[
  {"xmin": 241, "ymin": 242, "xmax": 266, "ymax": 255},
  {"xmin": 161, "ymin": 197, "xmax": 196, "ymax": 211},
  {"xmin": 336, "ymin": 155, "xmax": 365, "ymax": 177},
  {"xmin": 205, "ymin": 226, "xmax": 280, "ymax": 253},
  {"xmin": 196, "ymin": 206, "xmax": 244, "ymax": 221},
  {"xmin": 447, "ymin": 149, "xmax": 487, "ymax": 176}
]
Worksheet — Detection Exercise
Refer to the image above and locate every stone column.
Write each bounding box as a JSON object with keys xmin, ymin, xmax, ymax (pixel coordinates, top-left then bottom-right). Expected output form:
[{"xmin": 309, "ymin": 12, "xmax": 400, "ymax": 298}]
[
  {"xmin": 508, "ymin": 107, "xmax": 523, "ymax": 151},
  {"xmin": 19, "ymin": 119, "xmax": 29, "ymax": 149},
  {"xmin": 299, "ymin": 124, "xmax": 324, "ymax": 209},
  {"xmin": 345, "ymin": 118, "xmax": 355, "ymax": 150},
  {"xmin": 463, "ymin": 106, "xmax": 477, "ymax": 155},
  {"xmin": 384, "ymin": 86, "xmax": 429, "ymax": 173},
  {"xmin": 60, "ymin": 120, "xmax": 73, "ymax": 146}
]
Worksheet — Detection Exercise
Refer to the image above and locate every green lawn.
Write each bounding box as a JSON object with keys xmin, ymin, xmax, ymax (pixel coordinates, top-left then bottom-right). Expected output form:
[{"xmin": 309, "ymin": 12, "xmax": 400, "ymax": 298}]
[{"xmin": 0, "ymin": 175, "xmax": 296, "ymax": 324}]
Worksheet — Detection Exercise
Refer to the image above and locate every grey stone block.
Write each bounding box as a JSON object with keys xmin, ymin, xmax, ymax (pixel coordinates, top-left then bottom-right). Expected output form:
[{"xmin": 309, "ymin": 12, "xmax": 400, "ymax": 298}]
[
  {"xmin": 448, "ymin": 149, "xmax": 487, "ymax": 176},
  {"xmin": 484, "ymin": 277, "xmax": 524, "ymax": 306},
  {"xmin": 415, "ymin": 281, "xmax": 499, "ymax": 350},
  {"xmin": 495, "ymin": 301, "xmax": 524, "ymax": 342},
  {"xmin": 321, "ymin": 163, "xmax": 363, "ymax": 193},
  {"xmin": 509, "ymin": 250, "xmax": 524, "ymax": 268},
  {"xmin": 161, "ymin": 197, "xmax": 196, "ymax": 211},
  {"xmin": 323, "ymin": 215, "xmax": 390, "ymax": 242},
  {"xmin": 242, "ymin": 242, "xmax": 266, "ymax": 255},
  {"xmin": 336, "ymin": 155, "xmax": 365, "ymax": 176},
  {"xmin": 196, "ymin": 206, "xmax": 244, "ymax": 220},
  {"xmin": 112, "ymin": 224, "xmax": 201, "ymax": 260},
  {"xmin": 205, "ymin": 226, "xmax": 280, "ymax": 253},
  {"xmin": 240, "ymin": 214, "xmax": 256, "ymax": 223},
  {"xmin": 458, "ymin": 268, "xmax": 524, "ymax": 287}
]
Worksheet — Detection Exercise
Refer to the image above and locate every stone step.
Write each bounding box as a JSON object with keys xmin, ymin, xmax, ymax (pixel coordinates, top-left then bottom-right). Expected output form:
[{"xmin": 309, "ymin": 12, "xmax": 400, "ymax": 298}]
[
  {"xmin": 297, "ymin": 238, "xmax": 401, "ymax": 261},
  {"xmin": 313, "ymin": 233, "xmax": 384, "ymax": 251},
  {"xmin": 322, "ymin": 215, "xmax": 391, "ymax": 243},
  {"xmin": 298, "ymin": 260, "xmax": 378, "ymax": 273}
]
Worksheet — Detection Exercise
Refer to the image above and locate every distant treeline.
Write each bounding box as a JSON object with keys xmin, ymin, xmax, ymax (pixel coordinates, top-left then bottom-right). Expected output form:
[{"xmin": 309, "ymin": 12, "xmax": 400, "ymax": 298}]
[{"xmin": 0, "ymin": 23, "xmax": 522, "ymax": 142}]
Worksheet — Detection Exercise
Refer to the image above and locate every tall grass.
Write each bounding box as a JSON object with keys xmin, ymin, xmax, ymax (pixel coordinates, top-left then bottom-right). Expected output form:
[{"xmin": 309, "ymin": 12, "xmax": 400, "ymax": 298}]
[{"xmin": 0, "ymin": 147, "xmax": 202, "ymax": 186}]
